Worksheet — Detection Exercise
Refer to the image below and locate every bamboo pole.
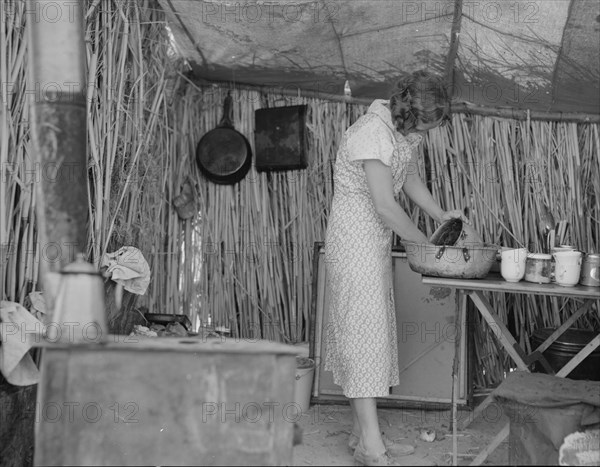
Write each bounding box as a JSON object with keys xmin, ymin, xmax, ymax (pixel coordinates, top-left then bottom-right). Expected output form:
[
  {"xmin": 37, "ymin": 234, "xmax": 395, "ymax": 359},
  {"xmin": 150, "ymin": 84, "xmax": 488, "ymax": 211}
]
[
  {"xmin": 188, "ymin": 76, "xmax": 600, "ymax": 124},
  {"xmin": 452, "ymin": 102, "xmax": 600, "ymax": 124}
]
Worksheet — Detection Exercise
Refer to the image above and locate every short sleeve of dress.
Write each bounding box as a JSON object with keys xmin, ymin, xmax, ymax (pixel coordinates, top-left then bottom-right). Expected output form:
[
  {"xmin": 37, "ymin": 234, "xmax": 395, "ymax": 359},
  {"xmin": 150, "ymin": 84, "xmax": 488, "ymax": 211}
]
[{"xmin": 346, "ymin": 114, "xmax": 396, "ymax": 166}]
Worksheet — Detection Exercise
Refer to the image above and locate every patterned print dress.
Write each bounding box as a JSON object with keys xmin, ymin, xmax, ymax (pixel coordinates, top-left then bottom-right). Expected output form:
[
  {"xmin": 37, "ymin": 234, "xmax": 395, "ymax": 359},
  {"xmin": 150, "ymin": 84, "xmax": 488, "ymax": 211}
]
[{"xmin": 324, "ymin": 99, "xmax": 423, "ymax": 398}]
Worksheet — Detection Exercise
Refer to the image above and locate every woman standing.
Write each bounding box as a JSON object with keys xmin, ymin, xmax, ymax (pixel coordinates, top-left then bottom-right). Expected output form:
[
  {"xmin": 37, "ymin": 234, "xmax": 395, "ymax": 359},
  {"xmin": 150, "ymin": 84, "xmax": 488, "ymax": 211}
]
[{"xmin": 324, "ymin": 70, "xmax": 466, "ymax": 466}]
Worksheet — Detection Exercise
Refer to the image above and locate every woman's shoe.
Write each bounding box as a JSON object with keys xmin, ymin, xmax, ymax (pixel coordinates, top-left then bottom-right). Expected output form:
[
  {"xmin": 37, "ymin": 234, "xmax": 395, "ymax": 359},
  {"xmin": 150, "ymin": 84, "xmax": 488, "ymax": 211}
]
[
  {"xmin": 348, "ymin": 432, "xmax": 415, "ymax": 457},
  {"xmin": 353, "ymin": 443, "xmax": 397, "ymax": 466}
]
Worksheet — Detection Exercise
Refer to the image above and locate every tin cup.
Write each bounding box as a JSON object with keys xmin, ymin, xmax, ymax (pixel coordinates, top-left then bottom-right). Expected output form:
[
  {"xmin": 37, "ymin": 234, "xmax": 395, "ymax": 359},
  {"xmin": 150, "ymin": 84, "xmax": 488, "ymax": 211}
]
[
  {"xmin": 580, "ymin": 253, "xmax": 600, "ymax": 287},
  {"xmin": 525, "ymin": 253, "xmax": 552, "ymax": 284}
]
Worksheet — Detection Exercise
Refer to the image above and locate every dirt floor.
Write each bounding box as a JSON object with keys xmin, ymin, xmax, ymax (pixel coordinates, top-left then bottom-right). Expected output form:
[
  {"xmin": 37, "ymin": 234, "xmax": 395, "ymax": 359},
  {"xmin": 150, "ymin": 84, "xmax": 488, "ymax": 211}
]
[{"xmin": 292, "ymin": 401, "xmax": 509, "ymax": 466}]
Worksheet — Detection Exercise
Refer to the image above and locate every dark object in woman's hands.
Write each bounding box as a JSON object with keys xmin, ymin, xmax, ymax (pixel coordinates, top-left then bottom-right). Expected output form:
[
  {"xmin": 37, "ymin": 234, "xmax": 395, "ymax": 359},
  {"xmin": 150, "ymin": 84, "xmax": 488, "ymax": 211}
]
[{"xmin": 430, "ymin": 218, "xmax": 483, "ymax": 246}]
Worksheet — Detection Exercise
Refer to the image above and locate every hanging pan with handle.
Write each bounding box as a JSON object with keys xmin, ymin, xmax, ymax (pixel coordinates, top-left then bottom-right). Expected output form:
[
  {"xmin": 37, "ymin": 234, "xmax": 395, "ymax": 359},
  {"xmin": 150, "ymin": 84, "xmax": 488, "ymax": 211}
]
[{"xmin": 196, "ymin": 92, "xmax": 252, "ymax": 184}]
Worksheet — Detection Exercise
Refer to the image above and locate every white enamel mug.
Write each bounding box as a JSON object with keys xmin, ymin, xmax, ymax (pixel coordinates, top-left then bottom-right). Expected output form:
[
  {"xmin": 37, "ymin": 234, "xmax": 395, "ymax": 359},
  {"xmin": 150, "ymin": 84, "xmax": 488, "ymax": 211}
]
[
  {"xmin": 500, "ymin": 248, "xmax": 528, "ymax": 282},
  {"xmin": 553, "ymin": 250, "xmax": 583, "ymax": 287}
]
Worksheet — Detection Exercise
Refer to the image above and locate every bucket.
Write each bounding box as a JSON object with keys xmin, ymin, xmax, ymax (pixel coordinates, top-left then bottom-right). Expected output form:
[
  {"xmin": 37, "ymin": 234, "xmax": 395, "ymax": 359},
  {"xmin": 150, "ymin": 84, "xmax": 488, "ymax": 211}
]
[
  {"xmin": 295, "ymin": 357, "xmax": 315, "ymax": 413},
  {"xmin": 294, "ymin": 342, "xmax": 309, "ymax": 358},
  {"xmin": 531, "ymin": 328, "xmax": 600, "ymax": 381}
]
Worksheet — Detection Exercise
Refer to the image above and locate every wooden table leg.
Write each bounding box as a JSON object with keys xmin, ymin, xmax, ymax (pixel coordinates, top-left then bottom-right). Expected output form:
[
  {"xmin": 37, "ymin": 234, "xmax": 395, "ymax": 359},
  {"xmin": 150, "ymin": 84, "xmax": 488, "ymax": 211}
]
[
  {"xmin": 524, "ymin": 350, "xmax": 555, "ymax": 374},
  {"xmin": 469, "ymin": 291, "xmax": 529, "ymax": 371},
  {"xmin": 535, "ymin": 301, "xmax": 593, "ymax": 354},
  {"xmin": 525, "ymin": 301, "xmax": 593, "ymax": 374},
  {"xmin": 459, "ymin": 290, "xmax": 529, "ymax": 436},
  {"xmin": 535, "ymin": 300, "xmax": 593, "ymax": 352},
  {"xmin": 452, "ymin": 290, "xmax": 467, "ymax": 466}
]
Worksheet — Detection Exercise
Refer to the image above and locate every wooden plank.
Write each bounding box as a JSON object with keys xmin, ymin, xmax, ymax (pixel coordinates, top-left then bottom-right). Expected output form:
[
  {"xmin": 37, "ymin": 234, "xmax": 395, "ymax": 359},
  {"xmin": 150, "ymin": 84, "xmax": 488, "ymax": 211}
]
[
  {"xmin": 533, "ymin": 301, "xmax": 594, "ymax": 353},
  {"xmin": 468, "ymin": 292, "xmax": 529, "ymax": 371},
  {"xmin": 422, "ymin": 275, "xmax": 600, "ymax": 300},
  {"xmin": 470, "ymin": 423, "xmax": 510, "ymax": 466},
  {"xmin": 33, "ymin": 335, "xmax": 299, "ymax": 355},
  {"xmin": 311, "ymin": 245, "xmax": 327, "ymax": 397},
  {"xmin": 524, "ymin": 351, "xmax": 555, "ymax": 374},
  {"xmin": 459, "ymin": 393, "xmax": 494, "ymax": 430},
  {"xmin": 556, "ymin": 335, "xmax": 600, "ymax": 378}
]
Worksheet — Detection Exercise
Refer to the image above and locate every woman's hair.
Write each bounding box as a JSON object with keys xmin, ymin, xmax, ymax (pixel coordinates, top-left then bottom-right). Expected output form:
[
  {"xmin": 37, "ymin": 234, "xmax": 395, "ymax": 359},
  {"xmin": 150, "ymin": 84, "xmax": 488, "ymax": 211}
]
[{"xmin": 389, "ymin": 70, "xmax": 450, "ymax": 135}]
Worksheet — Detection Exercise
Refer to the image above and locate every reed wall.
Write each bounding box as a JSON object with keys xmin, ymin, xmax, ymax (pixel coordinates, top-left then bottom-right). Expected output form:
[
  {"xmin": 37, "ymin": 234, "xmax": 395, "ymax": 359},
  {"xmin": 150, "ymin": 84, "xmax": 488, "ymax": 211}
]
[
  {"xmin": 1, "ymin": 0, "xmax": 184, "ymax": 326},
  {"xmin": 1, "ymin": 0, "xmax": 598, "ymax": 389},
  {"xmin": 178, "ymin": 87, "xmax": 600, "ymax": 388}
]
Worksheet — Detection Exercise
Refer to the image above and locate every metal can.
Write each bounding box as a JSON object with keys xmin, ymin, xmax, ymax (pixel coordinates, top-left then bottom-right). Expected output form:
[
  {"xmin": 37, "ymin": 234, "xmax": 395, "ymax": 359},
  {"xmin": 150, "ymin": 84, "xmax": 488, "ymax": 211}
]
[
  {"xmin": 525, "ymin": 253, "xmax": 552, "ymax": 284},
  {"xmin": 579, "ymin": 253, "xmax": 600, "ymax": 287}
]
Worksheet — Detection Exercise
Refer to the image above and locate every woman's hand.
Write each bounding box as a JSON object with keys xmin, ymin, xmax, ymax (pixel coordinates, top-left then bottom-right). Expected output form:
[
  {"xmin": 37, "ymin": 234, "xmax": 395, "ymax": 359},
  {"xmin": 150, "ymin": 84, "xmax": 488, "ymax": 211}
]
[{"xmin": 438, "ymin": 209, "xmax": 469, "ymax": 224}]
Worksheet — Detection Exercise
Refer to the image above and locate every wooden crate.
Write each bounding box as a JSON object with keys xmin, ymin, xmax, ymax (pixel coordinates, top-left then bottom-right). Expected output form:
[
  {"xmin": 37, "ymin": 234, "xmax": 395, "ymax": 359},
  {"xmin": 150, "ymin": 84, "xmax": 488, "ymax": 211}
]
[{"xmin": 34, "ymin": 338, "xmax": 298, "ymax": 466}]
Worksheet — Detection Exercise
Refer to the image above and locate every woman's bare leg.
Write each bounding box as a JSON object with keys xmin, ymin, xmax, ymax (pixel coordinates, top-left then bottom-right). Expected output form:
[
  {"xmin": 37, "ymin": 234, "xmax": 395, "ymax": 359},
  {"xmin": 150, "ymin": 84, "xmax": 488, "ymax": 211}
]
[
  {"xmin": 352, "ymin": 397, "xmax": 385, "ymax": 454},
  {"xmin": 349, "ymin": 399, "xmax": 361, "ymax": 435}
]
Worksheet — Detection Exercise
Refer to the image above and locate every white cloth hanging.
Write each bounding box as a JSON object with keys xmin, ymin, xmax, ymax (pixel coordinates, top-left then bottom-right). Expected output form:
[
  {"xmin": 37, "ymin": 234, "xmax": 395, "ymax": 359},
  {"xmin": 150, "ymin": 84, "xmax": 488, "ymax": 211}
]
[{"xmin": 100, "ymin": 246, "xmax": 150, "ymax": 295}]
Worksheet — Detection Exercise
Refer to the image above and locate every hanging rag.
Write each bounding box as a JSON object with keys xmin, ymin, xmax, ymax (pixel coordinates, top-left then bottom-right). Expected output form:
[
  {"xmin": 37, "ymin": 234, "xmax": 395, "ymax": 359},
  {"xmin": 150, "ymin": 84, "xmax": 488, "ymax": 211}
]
[
  {"xmin": 100, "ymin": 246, "xmax": 150, "ymax": 295},
  {"xmin": 0, "ymin": 301, "xmax": 42, "ymax": 386}
]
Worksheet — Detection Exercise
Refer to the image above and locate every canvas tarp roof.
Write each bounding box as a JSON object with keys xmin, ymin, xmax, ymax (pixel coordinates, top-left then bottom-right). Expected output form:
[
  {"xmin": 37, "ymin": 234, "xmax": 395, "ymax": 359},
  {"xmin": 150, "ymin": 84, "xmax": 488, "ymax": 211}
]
[{"xmin": 158, "ymin": 0, "xmax": 600, "ymax": 115}]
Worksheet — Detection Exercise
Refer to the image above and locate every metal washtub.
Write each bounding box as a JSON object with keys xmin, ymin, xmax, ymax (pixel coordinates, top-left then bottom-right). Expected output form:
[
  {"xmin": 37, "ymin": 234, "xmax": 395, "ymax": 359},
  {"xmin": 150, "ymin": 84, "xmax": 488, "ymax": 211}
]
[{"xmin": 402, "ymin": 219, "xmax": 499, "ymax": 279}]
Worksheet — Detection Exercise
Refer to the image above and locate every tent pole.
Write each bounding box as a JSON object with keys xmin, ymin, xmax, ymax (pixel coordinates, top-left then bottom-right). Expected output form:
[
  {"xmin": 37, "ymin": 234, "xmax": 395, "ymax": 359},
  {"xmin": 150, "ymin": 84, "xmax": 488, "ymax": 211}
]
[
  {"xmin": 451, "ymin": 102, "xmax": 600, "ymax": 123},
  {"xmin": 183, "ymin": 74, "xmax": 600, "ymax": 124},
  {"xmin": 444, "ymin": 0, "xmax": 463, "ymax": 94},
  {"xmin": 26, "ymin": 0, "xmax": 88, "ymax": 309}
]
